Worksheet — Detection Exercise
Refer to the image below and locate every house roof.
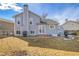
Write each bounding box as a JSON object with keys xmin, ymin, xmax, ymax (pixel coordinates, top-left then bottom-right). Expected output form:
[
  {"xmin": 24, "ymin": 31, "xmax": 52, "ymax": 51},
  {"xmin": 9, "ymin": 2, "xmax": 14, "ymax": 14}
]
[
  {"xmin": 13, "ymin": 9, "xmax": 58, "ymax": 25},
  {"xmin": 0, "ymin": 18, "xmax": 14, "ymax": 24},
  {"xmin": 61, "ymin": 20, "xmax": 79, "ymax": 31},
  {"xmin": 13, "ymin": 10, "xmax": 41, "ymax": 18},
  {"xmin": 61, "ymin": 20, "xmax": 79, "ymax": 26},
  {"xmin": 0, "ymin": 18, "xmax": 14, "ymax": 30},
  {"xmin": 37, "ymin": 21, "xmax": 47, "ymax": 25},
  {"xmin": 44, "ymin": 19, "xmax": 59, "ymax": 25},
  {"xmin": 37, "ymin": 19, "xmax": 58, "ymax": 25}
]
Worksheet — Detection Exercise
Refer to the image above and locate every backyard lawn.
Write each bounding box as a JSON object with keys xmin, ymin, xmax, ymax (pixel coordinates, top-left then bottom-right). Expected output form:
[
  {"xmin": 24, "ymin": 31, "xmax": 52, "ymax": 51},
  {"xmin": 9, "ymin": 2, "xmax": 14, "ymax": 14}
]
[{"xmin": 0, "ymin": 36, "xmax": 79, "ymax": 56}]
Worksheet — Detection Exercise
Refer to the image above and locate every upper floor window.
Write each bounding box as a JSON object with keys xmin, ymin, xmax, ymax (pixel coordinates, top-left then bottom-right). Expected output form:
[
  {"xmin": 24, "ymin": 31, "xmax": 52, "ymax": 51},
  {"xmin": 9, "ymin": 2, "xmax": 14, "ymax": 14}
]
[
  {"xmin": 30, "ymin": 21, "xmax": 32, "ymax": 24},
  {"xmin": 18, "ymin": 21, "xmax": 20, "ymax": 24}
]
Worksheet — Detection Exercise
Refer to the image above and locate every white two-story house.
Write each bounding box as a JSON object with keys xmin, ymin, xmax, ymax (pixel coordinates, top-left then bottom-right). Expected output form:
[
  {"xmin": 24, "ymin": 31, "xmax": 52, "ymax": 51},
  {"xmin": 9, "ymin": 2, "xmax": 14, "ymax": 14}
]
[{"xmin": 13, "ymin": 4, "xmax": 64, "ymax": 36}]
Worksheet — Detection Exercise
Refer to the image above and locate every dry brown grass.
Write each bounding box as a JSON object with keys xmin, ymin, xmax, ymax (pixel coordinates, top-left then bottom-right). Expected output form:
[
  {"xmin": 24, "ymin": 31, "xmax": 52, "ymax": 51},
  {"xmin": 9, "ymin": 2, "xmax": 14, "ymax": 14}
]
[
  {"xmin": 0, "ymin": 36, "xmax": 28, "ymax": 56},
  {"xmin": 0, "ymin": 36, "xmax": 79, "ymax": 56}
]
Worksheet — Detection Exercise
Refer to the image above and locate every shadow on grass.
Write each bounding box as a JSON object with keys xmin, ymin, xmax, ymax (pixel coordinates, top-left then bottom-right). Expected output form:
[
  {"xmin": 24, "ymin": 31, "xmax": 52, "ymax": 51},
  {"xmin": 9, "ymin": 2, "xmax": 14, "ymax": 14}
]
[
  {"xmin": 16, "ymin": 36, "xmax": 79, "ymax": 52},
  {"xmin": 0, "ymin": 35, "xmax": 12, "ymax": 39}
]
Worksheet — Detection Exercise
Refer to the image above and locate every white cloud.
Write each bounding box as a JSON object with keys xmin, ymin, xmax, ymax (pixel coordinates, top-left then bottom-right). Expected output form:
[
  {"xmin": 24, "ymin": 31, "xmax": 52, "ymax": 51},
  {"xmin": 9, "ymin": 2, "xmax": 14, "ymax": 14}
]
[
  {"xmin": 0, "ymin": 3, "xmax": 23, "ymax": 12},
  {"xmin": 50, "ymin": 6, "xmax": 79, "ymax": 25}
]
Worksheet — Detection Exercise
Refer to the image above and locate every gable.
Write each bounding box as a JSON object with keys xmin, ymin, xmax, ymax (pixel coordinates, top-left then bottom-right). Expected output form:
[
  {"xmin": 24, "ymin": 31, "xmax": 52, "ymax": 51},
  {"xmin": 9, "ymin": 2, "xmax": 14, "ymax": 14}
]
[{"xmin": 13, "ymin": 10, "xmax": 41, "ymax": 18}]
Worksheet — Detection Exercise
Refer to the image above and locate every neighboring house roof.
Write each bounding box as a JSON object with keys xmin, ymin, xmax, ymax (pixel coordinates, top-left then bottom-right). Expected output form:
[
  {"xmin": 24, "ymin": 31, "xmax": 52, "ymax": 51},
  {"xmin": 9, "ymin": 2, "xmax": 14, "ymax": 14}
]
[
  {"xmin": 61, "ymin": 20, "xmax": 79, "ymax": 26},
  {"xmin": 0, "ymin": 18, "xmax": 14, "ymax": 24},
  {"xmin": 0, "ymin": 18, "xmax": 14, "ymax": 30},
  {"xmin": 61, "ymin": 21, "xmax": 79, "ymax": 31}
]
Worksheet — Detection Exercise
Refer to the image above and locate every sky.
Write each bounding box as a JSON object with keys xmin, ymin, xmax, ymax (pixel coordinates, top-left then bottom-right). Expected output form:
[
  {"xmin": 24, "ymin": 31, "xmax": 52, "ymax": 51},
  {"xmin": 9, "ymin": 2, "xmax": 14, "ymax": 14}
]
[{"xmin": 0, "ymin": 3, "xmax": 79, "ymax": 24}]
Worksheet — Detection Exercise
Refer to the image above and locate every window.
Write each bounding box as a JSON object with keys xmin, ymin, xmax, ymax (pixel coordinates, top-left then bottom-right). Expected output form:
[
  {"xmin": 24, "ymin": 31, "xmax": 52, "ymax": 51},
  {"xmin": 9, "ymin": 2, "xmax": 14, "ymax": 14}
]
[
  {"xmin": 32, "ymin": 31, "xmax": 34, "ymax": 34},
  {"xmin": 31, "ymin": 31, "xmax": 32, "ymax": 34},
  {"xmin": 30, "ymin": 31, "xmax": 34, "ymax": 34},
  {"xmin": 16, "ymin": 31, "xmax": 20, "ymax": 34},
  {"xmin": 39, "ymin": 29, "xmax": 41, "ymax": 33},
  {"xmin": 50, "ymin": 26, "xmax": 53, "ymax": 28},
  {"xmin": 30, "ymin": 21, "xmax": 32, "ymax": 24},
  {"xmin": 18, "ymin": 21, "xmax": 20, "ymax": 24}
]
